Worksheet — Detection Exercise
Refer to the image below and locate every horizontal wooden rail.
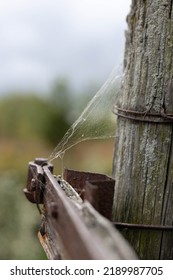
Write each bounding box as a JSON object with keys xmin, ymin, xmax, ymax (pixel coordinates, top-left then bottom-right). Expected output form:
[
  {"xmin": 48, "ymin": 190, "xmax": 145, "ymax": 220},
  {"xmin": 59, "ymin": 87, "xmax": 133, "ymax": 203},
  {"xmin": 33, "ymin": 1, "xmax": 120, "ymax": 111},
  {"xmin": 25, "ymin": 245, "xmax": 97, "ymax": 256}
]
[{"xmin": 24, "ymin": 158, "xmax": 138, "ymax": 260}]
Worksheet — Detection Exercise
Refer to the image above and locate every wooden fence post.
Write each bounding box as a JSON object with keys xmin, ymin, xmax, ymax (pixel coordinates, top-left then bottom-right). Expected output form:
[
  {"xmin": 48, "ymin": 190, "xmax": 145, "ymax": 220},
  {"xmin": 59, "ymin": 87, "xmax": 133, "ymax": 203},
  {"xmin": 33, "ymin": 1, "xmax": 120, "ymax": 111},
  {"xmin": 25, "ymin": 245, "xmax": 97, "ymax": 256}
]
[{"xmin": 112, "ymin": 0, "xmax": 173, "ymax": 259}]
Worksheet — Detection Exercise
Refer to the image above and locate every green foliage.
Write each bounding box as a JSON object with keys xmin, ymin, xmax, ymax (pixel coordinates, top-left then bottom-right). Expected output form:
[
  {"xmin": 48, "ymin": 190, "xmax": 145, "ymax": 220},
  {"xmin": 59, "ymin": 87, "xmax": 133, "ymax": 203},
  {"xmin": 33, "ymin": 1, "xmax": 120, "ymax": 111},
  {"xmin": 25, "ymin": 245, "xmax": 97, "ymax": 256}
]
[
  {"xmin": 0, "ymin": 79, "xmax": 98, "ymax": 147},
  {"xmin": 40, "ymin": 105, "xmax": 70, "ymax": 145},
  {"xmin": 0, "ymin": 87, "xmax": 72, "ymax": 145},
  {"xmin": 50, "ymin": 78, "xmax": 73, "ymax": 113}
]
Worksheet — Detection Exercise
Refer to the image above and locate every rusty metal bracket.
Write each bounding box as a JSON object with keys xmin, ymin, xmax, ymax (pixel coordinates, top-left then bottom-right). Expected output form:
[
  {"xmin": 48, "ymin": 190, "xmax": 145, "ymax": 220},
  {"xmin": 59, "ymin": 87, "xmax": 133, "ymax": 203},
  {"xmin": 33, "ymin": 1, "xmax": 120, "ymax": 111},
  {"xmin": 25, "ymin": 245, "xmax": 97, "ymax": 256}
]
[
  {"xmin": 63, "ymin": 169, "xmax": 115, "ymax": 220},
  {"xmin": 24, "ymin": 164, "xmax": 115, "ymax": 219},
  {"xmin": 23, "ymin": 158, "xmax": 53, "ymax": 204}
]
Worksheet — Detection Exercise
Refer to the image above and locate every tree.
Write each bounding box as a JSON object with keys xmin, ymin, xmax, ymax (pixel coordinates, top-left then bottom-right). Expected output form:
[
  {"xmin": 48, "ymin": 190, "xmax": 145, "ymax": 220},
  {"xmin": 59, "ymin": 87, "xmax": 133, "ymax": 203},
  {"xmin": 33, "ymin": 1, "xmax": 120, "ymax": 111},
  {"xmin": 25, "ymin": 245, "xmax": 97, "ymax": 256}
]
[{"xmin": 112, "ymin": 0, "xmax": 173, "ymax": 259}]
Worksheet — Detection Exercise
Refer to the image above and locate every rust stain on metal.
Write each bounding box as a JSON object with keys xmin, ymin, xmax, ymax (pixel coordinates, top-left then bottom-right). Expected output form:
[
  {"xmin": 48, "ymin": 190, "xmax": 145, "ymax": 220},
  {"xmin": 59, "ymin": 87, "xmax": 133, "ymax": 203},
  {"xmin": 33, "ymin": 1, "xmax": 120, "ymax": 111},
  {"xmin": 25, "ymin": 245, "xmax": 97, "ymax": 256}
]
[
  {"xmin": 64, "ymin": 169, "xmax": 113, "ymax": 194},
  {"xmin": 84, "ymin": 180, "xmax": 115, "ymax": 221},
  {"xmin": 63, "ymin": 169, "xmax": 115, "ymax": 220}
]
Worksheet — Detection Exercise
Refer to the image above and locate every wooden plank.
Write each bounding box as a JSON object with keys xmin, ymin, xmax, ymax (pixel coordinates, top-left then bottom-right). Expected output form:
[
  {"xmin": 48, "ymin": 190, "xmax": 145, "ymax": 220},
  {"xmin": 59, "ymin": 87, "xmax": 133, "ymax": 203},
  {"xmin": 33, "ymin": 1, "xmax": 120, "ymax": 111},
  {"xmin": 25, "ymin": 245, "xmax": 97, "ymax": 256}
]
[{"xmin": 38, "ymin": 166, "xmax": 138, "ymax": 260}]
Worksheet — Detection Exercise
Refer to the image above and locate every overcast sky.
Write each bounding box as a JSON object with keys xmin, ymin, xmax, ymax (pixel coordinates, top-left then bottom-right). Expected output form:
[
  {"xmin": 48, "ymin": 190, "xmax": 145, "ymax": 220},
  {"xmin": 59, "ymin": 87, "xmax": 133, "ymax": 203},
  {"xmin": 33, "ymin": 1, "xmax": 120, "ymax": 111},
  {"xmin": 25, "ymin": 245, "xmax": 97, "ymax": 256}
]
[{"xmin": 0, "ymin": 0, "xmax": 131, "ymax": 95}]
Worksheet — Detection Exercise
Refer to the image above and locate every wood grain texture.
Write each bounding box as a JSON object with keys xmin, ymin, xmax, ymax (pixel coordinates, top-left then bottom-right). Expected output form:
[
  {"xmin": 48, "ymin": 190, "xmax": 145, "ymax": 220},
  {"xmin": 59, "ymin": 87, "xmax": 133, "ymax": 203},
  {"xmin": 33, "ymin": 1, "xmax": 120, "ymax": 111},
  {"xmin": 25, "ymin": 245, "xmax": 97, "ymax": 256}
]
[{"xmin": 112, "ymin": 0, "xmax": 173, "ymax": 259}]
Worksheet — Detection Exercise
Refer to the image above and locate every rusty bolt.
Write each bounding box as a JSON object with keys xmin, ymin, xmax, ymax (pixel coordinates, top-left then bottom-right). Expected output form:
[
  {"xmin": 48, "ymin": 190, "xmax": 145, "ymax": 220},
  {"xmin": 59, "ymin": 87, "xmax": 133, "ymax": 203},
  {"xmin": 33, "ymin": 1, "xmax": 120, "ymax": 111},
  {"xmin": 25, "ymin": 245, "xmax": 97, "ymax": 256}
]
[{"xmin": 50, "ymin": 202, "xmax": 58, "ymax": 220}]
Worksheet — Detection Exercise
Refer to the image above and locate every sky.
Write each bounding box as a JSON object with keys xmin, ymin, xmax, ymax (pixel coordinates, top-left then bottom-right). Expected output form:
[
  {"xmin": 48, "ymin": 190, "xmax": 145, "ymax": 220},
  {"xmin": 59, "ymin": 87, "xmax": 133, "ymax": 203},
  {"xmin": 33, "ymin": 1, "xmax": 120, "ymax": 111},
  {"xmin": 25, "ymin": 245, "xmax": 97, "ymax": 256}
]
[{"xmin": 0, "ymin": 0, "xmax": 131, "ymax": 95}]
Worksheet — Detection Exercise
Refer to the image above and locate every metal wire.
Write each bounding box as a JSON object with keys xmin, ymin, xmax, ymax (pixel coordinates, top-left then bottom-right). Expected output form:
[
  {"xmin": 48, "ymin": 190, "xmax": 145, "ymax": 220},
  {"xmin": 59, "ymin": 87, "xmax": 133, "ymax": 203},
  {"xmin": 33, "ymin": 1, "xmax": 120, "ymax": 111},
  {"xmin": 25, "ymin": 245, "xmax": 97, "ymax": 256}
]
[
  {"xmin": 113, "ymin": 106, "xmax": 173, "ymax": 123},
  {"xmin": 114, "ymin": 222, "xmax": 173, "ymax": 231}
]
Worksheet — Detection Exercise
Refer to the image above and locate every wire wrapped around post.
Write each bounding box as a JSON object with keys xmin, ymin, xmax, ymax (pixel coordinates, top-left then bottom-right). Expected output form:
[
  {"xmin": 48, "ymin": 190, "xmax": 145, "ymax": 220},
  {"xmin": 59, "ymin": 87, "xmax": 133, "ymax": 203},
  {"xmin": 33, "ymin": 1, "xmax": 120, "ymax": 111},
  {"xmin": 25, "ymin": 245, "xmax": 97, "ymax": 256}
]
[{"xmin": 112, "ymin": 105, "xmax": 173, "ymax": 124}]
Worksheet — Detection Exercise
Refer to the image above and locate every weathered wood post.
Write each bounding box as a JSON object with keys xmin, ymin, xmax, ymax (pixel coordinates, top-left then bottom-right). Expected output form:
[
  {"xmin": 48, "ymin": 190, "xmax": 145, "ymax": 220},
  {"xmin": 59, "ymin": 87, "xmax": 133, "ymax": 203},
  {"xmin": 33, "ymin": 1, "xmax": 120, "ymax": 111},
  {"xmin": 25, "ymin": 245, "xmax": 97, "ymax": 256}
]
[{"xmin": 112, "ymin": 0, "xmax": 173, "ymax": 259}]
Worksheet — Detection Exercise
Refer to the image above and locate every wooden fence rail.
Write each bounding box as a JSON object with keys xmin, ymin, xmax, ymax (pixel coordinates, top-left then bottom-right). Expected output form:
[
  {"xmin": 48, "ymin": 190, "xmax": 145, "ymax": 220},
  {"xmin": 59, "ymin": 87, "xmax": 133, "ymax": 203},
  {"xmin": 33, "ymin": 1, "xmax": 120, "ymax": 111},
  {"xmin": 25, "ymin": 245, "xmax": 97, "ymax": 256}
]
[{"xmin": 24, "ymin": 158, "xmax": 137, "ymax": 260}]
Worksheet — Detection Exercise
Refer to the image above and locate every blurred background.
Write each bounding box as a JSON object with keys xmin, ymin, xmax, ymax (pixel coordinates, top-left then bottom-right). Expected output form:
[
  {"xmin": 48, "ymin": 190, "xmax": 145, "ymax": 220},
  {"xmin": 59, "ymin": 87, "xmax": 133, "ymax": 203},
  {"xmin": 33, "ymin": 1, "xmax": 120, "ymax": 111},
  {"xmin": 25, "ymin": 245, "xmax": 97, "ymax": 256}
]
[{"xmin": 0, "ymin": 0, "xmax": 130, "ymax": 259}]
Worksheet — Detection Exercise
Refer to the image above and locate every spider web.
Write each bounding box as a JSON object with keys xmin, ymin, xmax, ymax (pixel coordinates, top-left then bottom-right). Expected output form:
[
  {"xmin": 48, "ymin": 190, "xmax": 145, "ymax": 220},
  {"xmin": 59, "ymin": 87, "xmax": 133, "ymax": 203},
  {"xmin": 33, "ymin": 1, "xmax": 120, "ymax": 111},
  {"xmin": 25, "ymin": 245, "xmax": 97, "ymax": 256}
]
[{"xmin": 48, "ymin": 66, "xmax": 123, "ymax": 163}]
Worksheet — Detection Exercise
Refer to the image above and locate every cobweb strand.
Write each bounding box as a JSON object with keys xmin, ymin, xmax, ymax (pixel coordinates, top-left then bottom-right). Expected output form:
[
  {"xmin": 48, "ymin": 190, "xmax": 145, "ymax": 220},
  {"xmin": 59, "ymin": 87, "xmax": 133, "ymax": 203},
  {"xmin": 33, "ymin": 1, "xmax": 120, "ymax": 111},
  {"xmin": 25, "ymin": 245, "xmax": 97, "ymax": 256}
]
[{"xmin": 48, "ymin": 66, "xmax": 123, "ymax": 162}]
